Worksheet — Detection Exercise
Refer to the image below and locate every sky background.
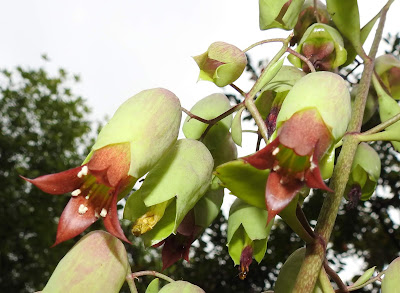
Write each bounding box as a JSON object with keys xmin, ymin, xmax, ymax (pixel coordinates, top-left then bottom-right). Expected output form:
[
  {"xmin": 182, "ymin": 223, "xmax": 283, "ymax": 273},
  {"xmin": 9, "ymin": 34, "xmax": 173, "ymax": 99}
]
[{"xmin": 1, "ymin": 0, "xmax": 399, "ymax": 282}]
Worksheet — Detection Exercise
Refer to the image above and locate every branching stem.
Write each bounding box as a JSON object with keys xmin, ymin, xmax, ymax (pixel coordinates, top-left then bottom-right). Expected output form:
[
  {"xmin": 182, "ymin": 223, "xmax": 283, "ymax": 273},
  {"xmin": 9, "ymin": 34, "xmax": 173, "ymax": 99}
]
[
  {"xmin": 243, "ymin": 38, "xmax": 287, "ymax": 53},
  {"xmin": 286, "ymin": 48, "xmax": 316, "ymax": 72}
]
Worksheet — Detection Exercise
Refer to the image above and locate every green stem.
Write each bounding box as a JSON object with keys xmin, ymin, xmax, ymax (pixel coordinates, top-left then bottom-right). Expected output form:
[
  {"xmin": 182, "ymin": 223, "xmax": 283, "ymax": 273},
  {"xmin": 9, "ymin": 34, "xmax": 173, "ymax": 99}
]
[
  {"xmin": 359, "ymin": 130, "xmax": 400, "ymax": 142},
  {"xmin": 292, "ymin": 1, "xmax": 393, "ymax": 292},
  {"xmin": 362, "ymin": 113, "xmax": 400, "ymax": 135},
  {"xmin": 245, "ymin": 98, "xmax": 269, "ymax": 143},
  {"xmin": 126, "ymin": 265, "xmax": 139, "ymax": 293},
  {"xmin": 130, "ymin": 270, "xmax": 175, "ymax": 283},
  {"xmin": 324, "ymin": 260, "xmax": 348, "ymax": 292},
  {"xmin": 319, "ymin": 266, "xmax": 336, "ymax": 293},
  {"xmin": 287, "ymin": 48, "xmax": 316, "ymax": 72},
  {"xmin": 243, "ymin": 38, "xmax": 287, "ymax": 53},
  {"xmin": 343, "ymin": 270, "xmax": 385, "ymax": 292}
]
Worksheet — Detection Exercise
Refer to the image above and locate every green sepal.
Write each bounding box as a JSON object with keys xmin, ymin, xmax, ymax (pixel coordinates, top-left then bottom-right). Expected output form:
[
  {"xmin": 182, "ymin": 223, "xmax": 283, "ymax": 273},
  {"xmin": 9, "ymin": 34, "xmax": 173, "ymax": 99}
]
[
  {"xmin": 145, "ymin": 278, "xmax": 160, "ymax": 293},
  {"xmin": 352, "ymin": 266, "xmax": 376, "ymax": 288},
  {"xmin": 83, "ymin": 88, "xmax": 181, "ymax": 179},
  {"xmin": 259, "ymin": 0, "xmax": 305, "ymax": 30},
  {"xmin": 231, "ymin": 107, "xmax": 245, "ymax": 146},
  {"xmin": 288, "ymin": 23, "xmax": 347, "ymax": 69},
  {"xmin": 42, "ymin": 231, "xmax": 128, "ymax": 293},
  {"xmin": 375, "ymin": 54, "xmax": 400, "ymax": 100},
  {"xmin": 194, "ymin": 188, "xmax": 224, "ymax": 229},
  {"xmin": 158, "ymin": 281, "xmax": 205, "ymax": 293},
  {"xmin": 382, "ymin": 257, "xmax": 400, "ymax": 293},
  {"xmin": 319, "ymin": 146, "xmax": 335, "ymax": 180},
  {"xmin": 255, "ymin": 90, "xmax": 275, "ymax": 120},
  {"xmin": 253, "ymin": 58, "xmax": 284, "ymax": 94},
  {"xmin": 215, "ymin": 159, "xmax": 270, "ymax": 209},
  {"xmin": 262, "ymin": 65, "xmax": 306, "ymax": 93},
  {"xmin": 124, "ymin": 139, "xmax": 214, "ymax": 246},
  {"xmin": 183, "ymin": 93, "xmax": 232, "ymax": 141},
  {"xmin": 277, "ymin": 72, "xmax": 351, "ymax": 142},
  {"xmin": 326, "ymin": 0, "xmax": 361, "ymax": 51},
  {"xmin": 204, "ymin": 133, "xmax": 238, "ymax": 168}
]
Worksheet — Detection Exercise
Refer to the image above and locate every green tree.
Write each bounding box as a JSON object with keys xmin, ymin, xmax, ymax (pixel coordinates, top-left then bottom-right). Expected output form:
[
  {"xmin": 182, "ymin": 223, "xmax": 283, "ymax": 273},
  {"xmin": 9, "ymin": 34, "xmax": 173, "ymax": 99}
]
[{"xmin": 0, "ymin": 63, "xmax": 93, "ymax": 292}]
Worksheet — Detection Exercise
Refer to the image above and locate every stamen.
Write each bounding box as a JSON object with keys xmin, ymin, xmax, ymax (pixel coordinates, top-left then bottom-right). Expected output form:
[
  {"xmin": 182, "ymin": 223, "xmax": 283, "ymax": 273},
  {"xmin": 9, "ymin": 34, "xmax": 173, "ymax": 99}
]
[
  {"xmin": 77, "ymin": 166, "xmax": 89, "ymax": 178},
  {"xmin": 71, "ymin": 189, "xmax": 81, "ymax": 197},
  {"xmin": 272, "ymin": 147, "xmax": 280, "ymax": 156},
  {"xmin": 85, "ymin": 195, "xmax": 90, "ymax": 200},
  {"xmin": 78, "ymin": 204, "xmax": 88, "ymax": 215},
  {"xmin": 310, "ymin": 161, "xmax": 317, "ymax": 170},
  {"xmin": 100, "ymin": 208, "xmax": 108, "ymax": 217},
  {"xmin": 95, "ymin": 210, "xmax": 100, "ymax": 218},
  {"xmin": 273, "ymin": 165, "xmax": 280, "ymax": 171}
]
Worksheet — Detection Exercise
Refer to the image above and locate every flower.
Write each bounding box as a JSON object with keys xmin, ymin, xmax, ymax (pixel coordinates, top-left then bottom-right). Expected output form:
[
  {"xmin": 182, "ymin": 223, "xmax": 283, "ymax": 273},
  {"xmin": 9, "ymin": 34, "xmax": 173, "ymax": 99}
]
[
  {"xmin": 244, "ymin": 72, "xmax": 351, "ymax": 222},
  {"xmin": 22, "ymin": 88, "xmax": 182, "ymax": 245},
  {"xmin": 22, "ymin": 143, "xmax": 135, "ymax": 245},
  {"xmin": 259, "ymin": 0, "xmax": 304, "ymax": 31},
  {"xmin": 193, "ymin": 42, "xmax": 247, "ymax": 87},
  {"xmin": 375, "ymin": 54, "xmax": 400, "ymax": 100}
]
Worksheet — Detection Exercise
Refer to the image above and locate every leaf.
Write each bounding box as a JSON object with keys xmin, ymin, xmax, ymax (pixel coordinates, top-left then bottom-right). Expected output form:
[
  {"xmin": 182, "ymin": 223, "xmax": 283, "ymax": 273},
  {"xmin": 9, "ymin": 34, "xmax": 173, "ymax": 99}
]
[
  {"xmin": 262, "ymin": 65, "xmax": 306, "ymax": 93},
  {"xmin": 352, "ymin": 266, "xmax": 376, "ymax": 288},
  {"xmin": 327, "ymin": 0, "xmax": 361, "ymax": 51},
  {"xmin": 145, "ymin": 278, "xmax": 160, "ymax": 293},
  {"xmin": 215, "ymin": 159, "xmax": 270, "ymax": 209},
  {"xmin": 382, "ymin": 257, "xmax": 400, "ymax": 293},
  {"xmin": 231, "ymin": 107, "xmax": 245, "ymax": 146},
  {"xmin": 253, "ymin": 58, "xmax": 284, "ymax": 94}
]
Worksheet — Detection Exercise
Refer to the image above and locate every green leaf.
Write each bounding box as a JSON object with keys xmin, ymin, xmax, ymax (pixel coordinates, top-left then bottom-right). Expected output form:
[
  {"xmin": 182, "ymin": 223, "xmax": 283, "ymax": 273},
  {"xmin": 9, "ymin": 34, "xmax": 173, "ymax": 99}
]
[
  {"xmin": 194, "ymin": 188, "xmax": 224, "ymax": 228},
  {"xmin": 262, "ymin": 65, "xmax": 306, "ymax": 93},
  {"xmin": 215, "ymin": 159, "xmax": 270, "ymax": 209},
  {"xmin": 327, "ymin": 0, "xmax": 361, "ymax": 51},
  {"xmin": 158, "ymin": 281, "xmax": 205, "ymax": 293},
  {"xmin": 382, "ymin": 257, "xmax": 400, "ymax": 293},
  {"xmin": 253, "ymin": 58, "xmax": 284, "ymax": 94},
  {"xmin": 352, "ymin": 266, "xmax": 376, "ymax": 288},
  {"xmin": 231, "ymin": 108, "xmax": 245, "ymax": 146},
  {"xmin": 145, "ymin": 278, "xmax": 160, "ymax": 293},
  {"xmin": 255, "ymin": 90, "xmax": 274, "ymax": 120}
]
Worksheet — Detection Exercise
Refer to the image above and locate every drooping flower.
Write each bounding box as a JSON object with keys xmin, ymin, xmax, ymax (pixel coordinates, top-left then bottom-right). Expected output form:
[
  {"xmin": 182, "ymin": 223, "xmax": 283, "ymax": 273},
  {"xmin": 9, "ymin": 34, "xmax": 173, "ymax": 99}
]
[
  {"xmin": 22, "ymin": 88, "xmax": 182, "ymax": 245},
  {"xmin": 244, "ymin": 72, "xmax": 351, "ymax": 222},
  {"xmin": 259, "ymin": 0, "xmax": 304, "ymax": 31},
  {"xmin": 375, "ymin": 54, "xmax": 400, "ymax": 100}
]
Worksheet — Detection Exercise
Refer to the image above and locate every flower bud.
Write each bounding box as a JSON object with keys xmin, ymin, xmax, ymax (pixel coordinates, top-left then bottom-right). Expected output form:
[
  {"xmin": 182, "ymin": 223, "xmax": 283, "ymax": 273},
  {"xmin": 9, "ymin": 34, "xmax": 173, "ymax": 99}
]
[
  {"xmin": 124, "ymin": 139, "xmax": 214, "ymax": 246},
  {"xmin": 259, "ymin": 0, "xmax": 305, "ymax": 31},
  {"xmin": 227, "ymin": 199, "xmax": 273, "ymax": 279},
  {"xmin": 277, "ymin": 71, "xmax": 351, "ymax": 142},
  {"xmin": 345, "ymin": 143, "xmax": 380, "ymax": 205},
  {"xmin": 382, "ymin": 256, "xmax": 400, "ymax": 293},
  {"xmin": 42, "ymin": 231, "xmax": 128, "ymax": 293},
  {"xmin": 291, "ymin": 0, "xmax": 330, "ymax": 46},
  {"xmin": 288, "ymin": 23, "xmax": 347, "ymax": 72},
  {"xmin": 193, "ymin": 42, "xmax": 247, "ymax": 87},
  {"xmin": 158, "ymin": 281, "xmax": 205, "ymax": 293},
  {"xmin": 375, "ymin": 54, "xmax": 400, "ymax": 100},
  {"xmin": 85, "ymin": 88, "xmax": 182, "ymax": 179}
]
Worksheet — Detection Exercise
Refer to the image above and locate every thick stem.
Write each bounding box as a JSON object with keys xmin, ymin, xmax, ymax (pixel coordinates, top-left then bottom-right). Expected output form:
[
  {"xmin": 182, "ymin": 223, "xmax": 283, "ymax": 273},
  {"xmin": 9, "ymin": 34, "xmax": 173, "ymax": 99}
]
[{"xmin": 292, "ymin": 2, "xmax": 392, "ymax": 292}]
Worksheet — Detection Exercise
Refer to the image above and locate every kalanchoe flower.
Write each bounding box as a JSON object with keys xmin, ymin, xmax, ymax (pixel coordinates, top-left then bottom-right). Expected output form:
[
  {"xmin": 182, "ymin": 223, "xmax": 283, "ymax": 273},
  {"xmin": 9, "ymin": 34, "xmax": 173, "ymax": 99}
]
[
  {"xmin": 227, "ymin": 199, "xmax": 273, "ymax": 279},
  {"xmin": 345, "ymin": 142, "xmax": 381, "ymax": 206},
  {"xmin": 22, "ymin": 88, "xmax": 182, "ymax": 245},
  {"xmin": 291, "ymin": 0, "xmax": 330, "ymax": 46},
  {"xmin": 375, "ymin": 54, "xmax": 400, "ymax": 100},
  {"xmin": 244, "ymin": 72, "xmax": 351, "ymax": 222},
  {"xmin": 288, "ymin": 23, "xmax": 347, "ymax": 72},
  {"xmin": 193, "ymin": 42, "xmax": 247, "ymax": 87},
  {"xmin": 259, "ymin": 0, "xmax": 305, "ymax": 31}
]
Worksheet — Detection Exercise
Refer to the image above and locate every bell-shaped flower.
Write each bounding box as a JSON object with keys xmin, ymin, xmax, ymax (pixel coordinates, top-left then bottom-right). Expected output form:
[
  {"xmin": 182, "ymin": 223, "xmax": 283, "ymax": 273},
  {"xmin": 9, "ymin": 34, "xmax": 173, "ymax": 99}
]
[
  {"xmin": 382, "ymin": 256, "xmax": 400, "ymax": 293},
  {"xmin": 345, "ymin": 143, "xmax": 381, "ymax": 207},
  {"xmin": 40, "ymin": 231, "xmax": 129, "ymax": 293},
  {"xmin": 123, "ymin": 139, "xmax": 214, "ymax": 247},
  {"xmin": 158, "ymin": 281, "xmax": 205, "ymax": 293},
  {"xmin": 259, "ymin": 0, "xmax": 305, "ymax": 31},
  {"xmin": 227, "ymin": 199, "xmax": 273, "ymax": 279},
  {"xmin": 244, "ymin": 72, "xmax": 351, "ymax": 222},
  {"xmin": 375, "ymin": 54, "xmax": 400, "ymax": 100},
  {"xmin": 22, "ymin": 88, "xmax": 182, "ymax": 245},
  {"xmin": 291, "ymin": 0, "xmax": 330, "ymax": 45},
  {"xmin": 288, "ymin": 23, "xmax": 347, "ymax": 72},
  {"xmin": 155, "ymin": 188, "xmax": 223, "ymax": 270},
  {"xmin": 193, "ymin": 42, "xmax": 247, "ymax": 87}
]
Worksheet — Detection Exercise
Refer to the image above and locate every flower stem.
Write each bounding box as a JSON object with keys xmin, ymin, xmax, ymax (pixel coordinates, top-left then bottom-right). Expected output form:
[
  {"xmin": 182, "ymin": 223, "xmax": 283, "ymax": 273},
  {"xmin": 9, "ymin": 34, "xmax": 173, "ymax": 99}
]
[
  {"xmin": 358, "ymin": 130, "xmax": 400, "ymax": 142},
  {"xmin": 362, "ymin": 113, "xmax": 400, "ymax": 135},
  {"xmin": 243, "ymin": 38, "xmax": 287, "ymax": 53},
  {"xmin": 324, "ymin": 260, "xmax": 348, "ymax": 292},
  {"xmin": 130, "ymin": 270, "xmax": 175, "ymax": 283},
  {"xmin": 126, "ymin": 266, "xmax": 139, "ymax": 293},
  {"xmin": 286, "ymin": 48, "xmax": 316, "ymax": 72},
  {"xmin": 292, "ymin": 1, "xmax": 393, "ymax": 292},
  {"xmin": 342, "ymin": 270, "xmax": 385, "ymax": 292}
]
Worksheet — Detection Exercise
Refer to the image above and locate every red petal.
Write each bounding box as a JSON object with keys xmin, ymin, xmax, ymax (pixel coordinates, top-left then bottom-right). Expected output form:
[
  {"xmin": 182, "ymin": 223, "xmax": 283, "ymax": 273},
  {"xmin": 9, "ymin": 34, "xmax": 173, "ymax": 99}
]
[
  {"xmin": 278, "ymin": 109, "xmax": 332, "ymax": 158},
  {"xmin": 243, "ymin": 138, "xmax": 280, "ymax": 170},
  {"xmin": 304, "ymin": 152, "xmax": 333, "ymax": 192},
  {"xmin": 52, "ymin": 197, "xmax": 98, "ymax": 246},
  {"xmin": 20, "ymin": 165, "xmax": 84, "ymax": 195},
  {"xmin": 103, "ymin": 190, "xmax": 131, "ymax": 244},
  {"xmin": 161, "ymin": 234, "xmax": 193, "ymax": 271},
  {"xmin": 265, "ymin": 171, "xmax": 304, "ymax": 223}
]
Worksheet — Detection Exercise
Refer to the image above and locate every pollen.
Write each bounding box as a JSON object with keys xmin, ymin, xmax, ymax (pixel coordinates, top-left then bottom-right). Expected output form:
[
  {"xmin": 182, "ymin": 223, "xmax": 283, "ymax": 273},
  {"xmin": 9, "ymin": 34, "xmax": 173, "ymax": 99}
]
[
  {"xmin": 95, "ymin": 210, "xmax": 100, "ymax": 218},
  {"xmin": 273, "ymin": 165, "xmax": 280, "ymax": 171},
  {"xmin": 310, "ymin": 161, "xmax": 317, "ymax": 170},
  {"xmin": 71, "ymin": 189, "xmax": 81, "ymax": 197},
  {"xmin": 272, "ymin": 147, "xmax": 280, "ymax": 156},
  {"xmin": 78, "ymin": 204, "xmax": 88, "ymax": 215},
  {"xmin": 100, "ymin": 208, "xmax": 108, "ymax": 217},
  {"xmin": 77, "ymin": 166, "xmax": 89, "ymax": 178}
]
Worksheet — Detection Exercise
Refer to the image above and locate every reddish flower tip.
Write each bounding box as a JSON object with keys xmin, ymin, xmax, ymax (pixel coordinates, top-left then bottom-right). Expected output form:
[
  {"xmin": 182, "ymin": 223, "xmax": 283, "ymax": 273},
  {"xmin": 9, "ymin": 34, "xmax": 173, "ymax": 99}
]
[{"xmin": 239, "ymin": 245, "xmax": 254, "ymax": 280}]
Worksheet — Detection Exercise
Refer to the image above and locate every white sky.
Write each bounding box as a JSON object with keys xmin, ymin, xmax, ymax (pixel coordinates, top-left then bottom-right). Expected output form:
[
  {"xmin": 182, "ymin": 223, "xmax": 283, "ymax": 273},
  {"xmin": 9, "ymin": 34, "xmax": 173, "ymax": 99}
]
[{"xmin": 1, "ymin": 0, "xmax": 399, "ymax": 282}]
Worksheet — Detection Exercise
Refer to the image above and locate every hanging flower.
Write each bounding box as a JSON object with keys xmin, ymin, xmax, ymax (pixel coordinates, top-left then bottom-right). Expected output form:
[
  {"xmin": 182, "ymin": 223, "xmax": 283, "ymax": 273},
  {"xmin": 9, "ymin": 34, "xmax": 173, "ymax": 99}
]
[{"xmin": 22, "ymin": 88, "xmax": 182, "ymax": 245}]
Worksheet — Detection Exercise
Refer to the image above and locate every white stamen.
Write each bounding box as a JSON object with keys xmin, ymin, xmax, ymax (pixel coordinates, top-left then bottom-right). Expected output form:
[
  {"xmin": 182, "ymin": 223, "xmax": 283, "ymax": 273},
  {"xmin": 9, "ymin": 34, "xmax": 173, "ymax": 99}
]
[
  {"xmin": 272, "ymin": 147, "xmax": 280, "ymax": 156},
  {"xmin": 77, "ymin": 166, "xmax": 89, "ymax": 178},
  {"xmin": 71, "ymin": 189, "xmax": 81, "ymax": 197},
  {"xmin": 95, "ymin": 210, "xmax": 100, "ymax": 218},
  {"xmin": 100, "ymin": 208, "xmax": 108, "ymax": 217},
  {"xmin": 85, "ymin": 195, "xmax": 90, "ymax": 200},
  {"xmin": 273, "ymin": 165, "xmax": 280, "ymax": 171},
  {"xmin": 310, "ymin": 161, "xmax": 317, "ymax": 171},
  {"xmin": 280, "ymin": 179, "xmax": 284, "ymax": 185},
  {"xmin": 300, "ymin": 175, "xmax": 305, "ymax": 181},
  {"xmin": 78, "ymin": 204, "xmax": 88, "ymax": 215}
]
